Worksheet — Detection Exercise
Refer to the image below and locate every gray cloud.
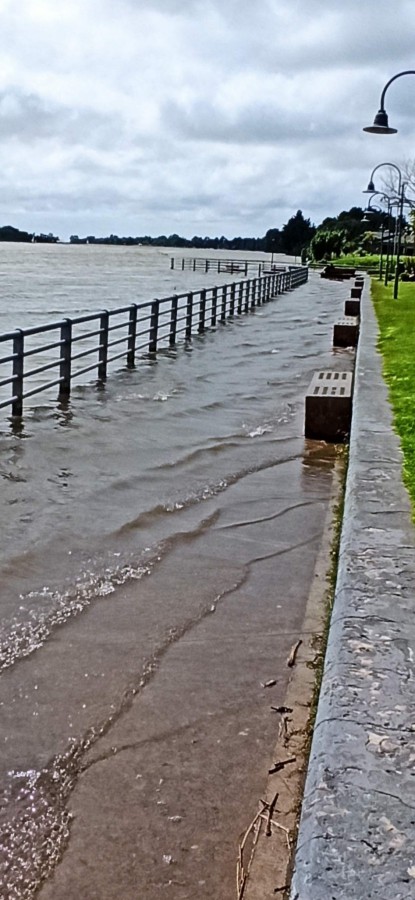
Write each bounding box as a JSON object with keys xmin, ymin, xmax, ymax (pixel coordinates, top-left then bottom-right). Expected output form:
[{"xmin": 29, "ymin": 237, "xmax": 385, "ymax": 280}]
[
  {"xmin": 0, "ymin": 0, "xmax": 414, "ymax": 240},
  {"xmin": 162, "ymin": 97, "xmax": 351, "ymax": 145},
  {"xmin": 0, "ymin": 89, "xmax": 124, "ymax": 148}
]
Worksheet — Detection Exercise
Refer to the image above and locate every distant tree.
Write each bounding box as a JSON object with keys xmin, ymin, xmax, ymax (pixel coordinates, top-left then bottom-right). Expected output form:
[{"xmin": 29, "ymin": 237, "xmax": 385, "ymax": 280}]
[
  {"xmin": 0, "ymin": 225, "xmax": 33, "ymax": 242},
  {"xmin": 281, "ymin": 210, "xmax": 315, "ymax": 256},
  {"xmin": 34, "ymin": 232, "xmax": 59, "ymax": 243},
  {"xmin": 310, "ymin": 229, "xmax": 345, "ymax": 261}
]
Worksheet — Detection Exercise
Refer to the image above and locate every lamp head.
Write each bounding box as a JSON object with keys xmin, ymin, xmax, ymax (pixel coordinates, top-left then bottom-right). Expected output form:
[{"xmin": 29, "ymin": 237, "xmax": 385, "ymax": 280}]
[
  {"xmin": 363, "ymin": 179, "xmax": 376, "ymax": 193},
  {"xmin": 363, "ymin": 108, "xmax": 398, "ymax": 134}
]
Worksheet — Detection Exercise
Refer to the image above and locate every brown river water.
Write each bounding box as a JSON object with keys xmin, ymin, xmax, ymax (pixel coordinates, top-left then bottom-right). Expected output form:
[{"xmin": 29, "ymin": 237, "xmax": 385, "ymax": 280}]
[{"xmin": 0, "ymin": 246, "xmax": 353, "ymax": 898}]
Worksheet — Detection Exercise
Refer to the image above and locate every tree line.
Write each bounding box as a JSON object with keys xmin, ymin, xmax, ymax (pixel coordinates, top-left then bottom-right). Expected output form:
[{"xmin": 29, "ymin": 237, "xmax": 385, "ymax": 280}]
[{"xmin": 0, "ymin": 205, "xmax": 399, "ymax": 258}]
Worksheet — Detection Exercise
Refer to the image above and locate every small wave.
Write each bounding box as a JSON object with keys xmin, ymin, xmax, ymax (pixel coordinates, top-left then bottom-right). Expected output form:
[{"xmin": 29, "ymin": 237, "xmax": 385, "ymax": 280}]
[
  {"xmin": 0, "ymin": 558, "xmax": 150, "ymax": 675},
  {"xmin": 149, "ymin": 438, "xmax": 242, "ymax": 472},
  {"xmin": 246, "ymin": 425, "xmax": 273, "ymax": 438}
]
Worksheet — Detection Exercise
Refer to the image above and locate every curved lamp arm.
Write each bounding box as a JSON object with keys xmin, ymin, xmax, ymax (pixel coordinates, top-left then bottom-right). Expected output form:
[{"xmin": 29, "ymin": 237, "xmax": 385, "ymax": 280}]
[
  {"xmin": 364, "ymin": 70, "xmax": 415, "ymax": 133},
  {"xmin": 364, "ymin": 162, "xmax": 402, "ymax": 194}
]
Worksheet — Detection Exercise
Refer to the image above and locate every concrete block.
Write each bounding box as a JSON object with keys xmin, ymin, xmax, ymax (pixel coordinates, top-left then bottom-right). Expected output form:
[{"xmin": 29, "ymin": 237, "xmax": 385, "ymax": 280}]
[
  {"xmin": 350, "ymin": 286, "xmax": 362, "ymax": 298},
  {"xmin": 333, "ymin": 316, "xmax": 359, "ymax": 347},
  {"xmin": 305, "ymin": 370, "xmax": 353, "ymax": 442},
  {"xmin": 345, "ymin": 298, "xmax": 360, "ymax": 316}
]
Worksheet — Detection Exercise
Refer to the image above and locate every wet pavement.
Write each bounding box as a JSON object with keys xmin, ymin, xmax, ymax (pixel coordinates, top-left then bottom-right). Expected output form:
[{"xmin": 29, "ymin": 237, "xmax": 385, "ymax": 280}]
[
  {"xmin": 291, "ymin": 284, "xmax": 415, "ymax": 898},
  {"xmin": 30, "ymin": 451, "xmax": 337, "ymax": 900}
]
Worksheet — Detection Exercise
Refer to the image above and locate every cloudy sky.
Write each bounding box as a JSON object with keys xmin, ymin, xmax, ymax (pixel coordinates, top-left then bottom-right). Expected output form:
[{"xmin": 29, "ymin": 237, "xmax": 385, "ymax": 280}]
[{"xmin": 0, "ymin": 0, "xmax": 414, "ymax": 240}]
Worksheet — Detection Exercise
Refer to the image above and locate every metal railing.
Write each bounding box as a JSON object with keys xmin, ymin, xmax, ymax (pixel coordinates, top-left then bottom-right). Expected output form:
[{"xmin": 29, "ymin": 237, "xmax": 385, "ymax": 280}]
[{"xmin": 0, "ymin": 267, "xmax": 308, "ymax": 417}]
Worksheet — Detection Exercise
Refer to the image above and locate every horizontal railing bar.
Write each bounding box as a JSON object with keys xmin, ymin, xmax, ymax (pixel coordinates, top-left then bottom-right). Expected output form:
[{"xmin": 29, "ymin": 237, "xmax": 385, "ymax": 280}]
[
  {"xmin": 71, "ymin": 345, "xmax": 100, "ymax": 362},
  {"xmin": 21, "ymin": 339, "xmax": 63, "ymax": 359},
  {"xmin": 0, "ymin": 331, "xmax": 20, "ymax": 343},
  {"xmin": 106, "ymin": 349, "xmax": 130, "ymax": 365},
  {"xmin": 0, "ymin": 395, "xmax": 16, "ymax": 409},
  {"xmin": 106, "ymin": 334, "xmax": 129, "ymax": 351},
  {"xmin": 17, "ymin": 321, "xmax": 63, "ymax": 337},
  {"xmin": 106, "ymin": 304, "xmax": 137, "ymax": 318},
  {"xmin": 0, "ymin": 373, "xmax": 16, "ymax": 388},
  {"xmin": 71, "ymin": 327, "xmax": 102, "ymax": 344},
  {"xmin": 0, "ymin": 352, "xmax": 16, "ymax": 366},
  {"xmin": 22, "ymin": 377, "xmax": 63, "ymax": 399},
  {"xmin": 107, "ymin": 320, "xmax": 129, "ymax": 334},
  {"xmin": 135, "ymin": 326, "xmax": 152, "ymax": 340},
  {"xmin": 71, "ymin": 361, "xmax": 100, "ymax": 379},
  {"xmin": 23, "ymin": 358, "xmax": 61, "ymax": 379}
]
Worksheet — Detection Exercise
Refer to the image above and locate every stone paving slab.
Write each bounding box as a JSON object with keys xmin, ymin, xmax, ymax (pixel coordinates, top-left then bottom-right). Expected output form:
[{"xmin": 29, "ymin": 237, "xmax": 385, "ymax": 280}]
[{"xmin": 290, "ymin": 287, "xmax": 415, "ymax": 899}]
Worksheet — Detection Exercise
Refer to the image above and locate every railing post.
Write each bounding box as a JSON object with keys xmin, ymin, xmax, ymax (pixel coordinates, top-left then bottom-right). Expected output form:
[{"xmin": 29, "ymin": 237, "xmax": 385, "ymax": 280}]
[
  {"xmin": 185, "ymin": 291, "xmax": 193, "ymax": 339},
  {"xmin": 12, "ymin": 330, "xmax": 24, "ymax": 417},
  {"xmin": 237, "ymin": 282, "xmax": 243, "ymax": 314},
  {"xmin": 169, "ymin": 295, "xmax": 178, "ymax": 346},
  {"xmin": 230, "ymin": 282, "xmax": 236, "ymax": 316},
  {"xmin": 148, "ymin": 299, "xmax": 160, "ymax": 353},
  {"xmin": 245, "ymin": 280, "xmax": 250, "ymax": 313},
  {"xmin": 198, "ymin": 289, "xmax": 206, "ymax": 333},
  {"xmin": 251, "ymin": 278, "xmax": 257, "ymax": 309},
  {"xmin": 221, "ymin": 285, "xmax": 227, "ymax": 322},
  {"xmin": 127, "ymin": 305, "xmax": 137, "ymax": 368},
  {"xmin": 59, "ymin": 318, "xmax": 72, "ymax": 397},
  {"xmin": 211, "ymin": 287, "xmax": 217, "ymax": 326},
  {"xmin": 98, "ymin": 310, "xmax": 109, "ymax": 380}
]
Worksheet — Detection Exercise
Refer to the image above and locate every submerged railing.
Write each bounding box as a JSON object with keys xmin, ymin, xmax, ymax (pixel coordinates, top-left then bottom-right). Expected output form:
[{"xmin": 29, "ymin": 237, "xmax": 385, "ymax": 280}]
[
  {"xmin": 0, "ymin": 267, "xmax": 308, "ymax": 417},
  {"xmin": 170, "ymin": 256, "xmax": 290, "ymax": 276}
]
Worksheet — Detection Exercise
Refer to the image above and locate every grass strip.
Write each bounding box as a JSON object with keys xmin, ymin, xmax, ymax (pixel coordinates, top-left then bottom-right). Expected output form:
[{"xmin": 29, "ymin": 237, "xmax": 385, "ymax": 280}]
[{"xmin": 372, "ymin": 280, "xmax": 415, "ymax": 514}]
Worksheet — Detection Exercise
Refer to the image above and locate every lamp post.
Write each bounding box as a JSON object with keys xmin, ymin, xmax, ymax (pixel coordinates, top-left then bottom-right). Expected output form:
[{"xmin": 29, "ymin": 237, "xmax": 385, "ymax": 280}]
[
  {"xmin": 393, "ymin": 181, "xmax": 408, "ymax": 299},
  {"xmin": 363, "ymin": 70, "xmax": 415, "ymax": 134},
  {"xmin": 363, "ymin": 197, "xmax": 388, "ymax": 281},
  {"xmin": 363, "ymin": 163, "xmax": 411, "ymax": 298},
  {"xmin": 363, "ymin": 189, "xmax": 396, "ymax": 285}
]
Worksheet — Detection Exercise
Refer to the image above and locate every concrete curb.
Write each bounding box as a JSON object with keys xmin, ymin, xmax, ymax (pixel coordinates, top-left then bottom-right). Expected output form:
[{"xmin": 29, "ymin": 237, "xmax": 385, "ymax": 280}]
[{"xmin": 290, "ymin": 286, "xmax": 415, "ymax": 898}]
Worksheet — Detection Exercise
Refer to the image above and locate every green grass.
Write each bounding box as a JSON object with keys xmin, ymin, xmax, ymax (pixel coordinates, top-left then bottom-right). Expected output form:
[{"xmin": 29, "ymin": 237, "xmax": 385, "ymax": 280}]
[
  {"xmin": 372, "ymin": 280, "xmax": 415, "ymax": 511},
  {"xmin": 331, "ymin": 253, "xmax": 381, "ymax": 269}
]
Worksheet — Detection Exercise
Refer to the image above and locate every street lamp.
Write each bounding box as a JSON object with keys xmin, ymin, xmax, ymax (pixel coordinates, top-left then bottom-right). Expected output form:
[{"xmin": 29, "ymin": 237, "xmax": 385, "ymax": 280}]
[
  {"xmin": 363, "ymin": 163, "xmax": 404, "ymax": 288},
  {"xmin": 363, "ymin": 194, "xmax": 392, "ymax": 282},
  {"xmin": 363, "ymin": 163, "xmax": 410, "ymax": 298},
  {"xmin": 363, "ymin": 162, "xmax": 402, "ymax": 196},
  {"xmin": 363, "ymin": 70, "xmax": 415, "ymax": 134}
]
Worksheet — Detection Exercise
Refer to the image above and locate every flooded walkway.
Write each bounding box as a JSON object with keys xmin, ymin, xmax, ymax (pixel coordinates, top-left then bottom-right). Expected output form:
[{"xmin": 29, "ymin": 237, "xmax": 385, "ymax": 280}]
[{"xmin": 0, "ymin": 258, "xmax": 353, "ymax": 898}]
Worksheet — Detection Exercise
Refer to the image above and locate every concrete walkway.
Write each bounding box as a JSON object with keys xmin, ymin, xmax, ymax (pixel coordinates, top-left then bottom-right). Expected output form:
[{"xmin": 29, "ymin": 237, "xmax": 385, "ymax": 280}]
[{"xmin": 291, "ymin": 285, "xmax": 415, "ymax": 897}]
